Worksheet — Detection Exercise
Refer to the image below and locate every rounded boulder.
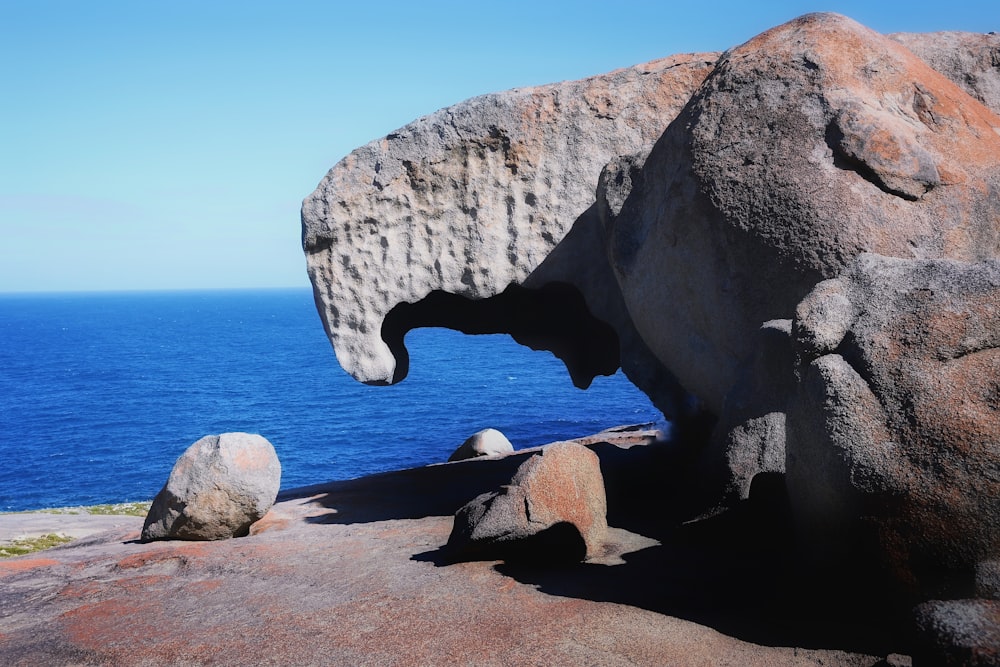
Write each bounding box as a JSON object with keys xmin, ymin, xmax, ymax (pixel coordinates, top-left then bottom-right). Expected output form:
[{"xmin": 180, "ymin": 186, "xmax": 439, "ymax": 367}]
[
  {"xmin": 448, "ymin": 428, "xmax": 515, "ymax": 462},
  {"xmin": 141, "ymin": 432, "xmax": 281, "ymax": 541},
  {"xmin": 447, "ymin": 441, "xmax": 608, "ymax": 562}
]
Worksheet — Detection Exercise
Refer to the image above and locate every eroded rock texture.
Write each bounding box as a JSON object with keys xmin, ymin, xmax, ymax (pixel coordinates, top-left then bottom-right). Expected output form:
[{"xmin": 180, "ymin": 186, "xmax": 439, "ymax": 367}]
[
  {"xmin": 787, "ymin": 254, "xmax": 1000, "ymax": 600},
  {"xmin": 446, "ymin": 441, "xmax": 608, "ymax": 563},
  {"xmin": 302, "ymin": 52, "xmax": 718, "ymax": 416},
  {"xmin": 913, "ymin": 599, "xmax": 1000, "ymax": 666},
  {"xmin": 602, "ymin": 12, "xmax": 1000, "ymax": 416},
  {"xmin": 142, "ymin": 433, "xmax": 282, "ymax": 541},
  {"xmin": 890, "ymin": 30, "xmax": 1000, "ymax": 116}
]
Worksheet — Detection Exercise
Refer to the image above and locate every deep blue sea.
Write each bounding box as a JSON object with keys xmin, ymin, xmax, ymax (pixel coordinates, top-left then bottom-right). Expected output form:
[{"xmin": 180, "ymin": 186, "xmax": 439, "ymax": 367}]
[{"xmin": 0, "ymin": 288, "xmax": 660, "ymax": 511}]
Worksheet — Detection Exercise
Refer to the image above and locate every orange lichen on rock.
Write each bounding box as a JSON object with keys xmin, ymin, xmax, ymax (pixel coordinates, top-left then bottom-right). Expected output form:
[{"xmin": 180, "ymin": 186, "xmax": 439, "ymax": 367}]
[{"xmin": 0, "ymin": 557, "xmax": 59, "ymax": 576}]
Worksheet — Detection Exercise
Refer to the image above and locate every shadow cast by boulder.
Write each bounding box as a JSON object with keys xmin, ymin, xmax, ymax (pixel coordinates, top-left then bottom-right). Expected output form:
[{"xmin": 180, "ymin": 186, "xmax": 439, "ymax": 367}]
[
  {"xmin": 281, "ymin": 437, "xmax": 912, "ymax": 656},
  {"xmin": 283, "ymin": 452, "xmax": 534, "ymax": 525},
  {"xmin": 427, "ymin": 521, "xmax": 588, "ymax": 566},
  {"xmin": 281, "ymin": 435, "xmax": 693, "ymax": 530},
  {"xmin": 490, "ymin": 489, "xmax": 911, "ymax": 657},
  {"xmin": 408, "ymin": 459, "xmax": 911, "ymax": 657}
]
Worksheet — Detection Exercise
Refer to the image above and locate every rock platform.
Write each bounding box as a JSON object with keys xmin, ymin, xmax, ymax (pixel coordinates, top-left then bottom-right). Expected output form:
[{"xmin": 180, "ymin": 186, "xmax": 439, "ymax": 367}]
[{"xmin": 1, "ymin": 429, "xmax": 902, "ymax": 666}]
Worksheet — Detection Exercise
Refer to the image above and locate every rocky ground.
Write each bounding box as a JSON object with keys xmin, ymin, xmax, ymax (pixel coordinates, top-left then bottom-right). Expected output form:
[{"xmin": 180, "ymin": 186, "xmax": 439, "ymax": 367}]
[{"xmin": 1, "ymin": 429, "xmax": 912, "ymax": 666}]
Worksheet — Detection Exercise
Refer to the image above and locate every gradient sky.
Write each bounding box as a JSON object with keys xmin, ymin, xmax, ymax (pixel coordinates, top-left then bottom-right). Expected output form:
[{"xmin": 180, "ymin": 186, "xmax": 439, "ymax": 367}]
[{"xmin": 1, "ymin": 1, "xmax": 997, "ymax": 292}]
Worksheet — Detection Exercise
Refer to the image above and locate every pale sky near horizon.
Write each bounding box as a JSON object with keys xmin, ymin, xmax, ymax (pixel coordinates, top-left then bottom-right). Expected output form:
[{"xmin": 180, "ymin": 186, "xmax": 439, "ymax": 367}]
[{"xmin": 1, "ymin": 1, "xmax": 997, "ymax": 293}]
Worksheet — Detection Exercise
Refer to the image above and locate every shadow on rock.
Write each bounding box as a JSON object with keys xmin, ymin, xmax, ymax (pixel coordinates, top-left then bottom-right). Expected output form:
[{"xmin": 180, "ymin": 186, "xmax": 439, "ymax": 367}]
[
  {"xmin": 283, "ymin": 436, "xmax": 913, "ymax": 655},
  {"xmin": 448, "ymin": 473, "xmax": 909, "ymax": 658},
  {"xmin": 496, "ymin": 489, "xmax": 911, "ymax": 657},
  {"xmin": 281, "ymin": 436, "xmax": 693, "ymax": 529},
  {"xmin": 282, "ymin": 452, "xmax": 532, "ymax": 525},
  {"xmin": 414, "ymin": 522, "xmax": 588, "ymax": 567}
]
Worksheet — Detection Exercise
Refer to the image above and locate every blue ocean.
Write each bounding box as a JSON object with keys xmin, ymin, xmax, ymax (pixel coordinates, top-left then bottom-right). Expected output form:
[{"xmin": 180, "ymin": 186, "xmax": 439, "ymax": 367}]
[{"xmin": 0, "ymin": 289, "xmax": 660, "ymax": 511}]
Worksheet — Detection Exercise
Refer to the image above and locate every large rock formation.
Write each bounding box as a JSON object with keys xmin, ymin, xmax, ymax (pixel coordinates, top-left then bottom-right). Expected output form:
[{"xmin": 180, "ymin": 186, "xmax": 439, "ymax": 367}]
[
  {"xmin": 142, "ymin": 433, "xmax": 282, "ymax": 541},
  {"xmin": 302, "ymin": 52, "xmax": 718, "ymax": 417},
  {"xmin": 601, "ymin": 12, "xmax": 1000, "ymax": 416},
  {"xmin": 787, "ymin": 253, "xmax": 1000, "ymax": 600},
  {"xmin": 302, "ymin": 12, "xmax": 1000, "ymax": 650}
]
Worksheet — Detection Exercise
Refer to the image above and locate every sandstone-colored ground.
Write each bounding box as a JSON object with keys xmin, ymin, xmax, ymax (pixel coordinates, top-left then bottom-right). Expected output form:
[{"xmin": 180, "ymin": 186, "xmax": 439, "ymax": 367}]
[
  {"xmin": 0, "ymin": 433, "xmax": 903, "ymax": 666},
  {"xmin": 0, "ymin": 513, "xmax": 144, "ymax": 548}
]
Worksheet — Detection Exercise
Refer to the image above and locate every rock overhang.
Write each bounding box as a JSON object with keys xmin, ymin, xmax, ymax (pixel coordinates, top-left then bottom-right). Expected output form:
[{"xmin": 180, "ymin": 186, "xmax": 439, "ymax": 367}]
[
  {"xmin": 301, "ymin": 51, "xmax": 719, "ymax": 411},
  {"xmin": 302, "ymin": 11, "xmax": 1000, "ymax": 423},
  {"xmin": 602, "ymin": 11, "xmax": 1000, "ymax": 414}
]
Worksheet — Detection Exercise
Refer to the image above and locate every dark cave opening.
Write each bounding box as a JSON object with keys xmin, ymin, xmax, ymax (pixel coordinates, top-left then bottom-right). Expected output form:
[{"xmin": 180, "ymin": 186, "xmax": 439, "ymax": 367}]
[{"xmin": 380, "ymin": 282, "xmax": 621, "ymax": 389}]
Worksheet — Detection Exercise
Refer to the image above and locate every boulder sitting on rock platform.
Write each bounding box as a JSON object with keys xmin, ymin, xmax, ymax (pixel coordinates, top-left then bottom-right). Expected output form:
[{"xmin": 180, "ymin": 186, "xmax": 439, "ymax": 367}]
[
  {"xmin": 448, "ymin": 428, "xmax": 515, "ymax": 462},
  {"xmin": 142, "ymin": 432, "xmax": 281, "ymax": 541},
  {"xmin": 447, "ymin": 441, "xmax": 608, "ymax": 563}
]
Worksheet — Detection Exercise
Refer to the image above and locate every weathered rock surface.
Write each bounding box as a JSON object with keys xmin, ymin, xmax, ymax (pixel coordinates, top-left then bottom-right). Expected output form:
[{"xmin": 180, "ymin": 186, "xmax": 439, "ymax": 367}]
[
  {"xmin": 786, "ymin": 254, "xmax": 1000, "ymax": 600},
  {"xmin": 447, "ymin": 441, "xmax": 608, "ymax": 562},
  {"xmin": 302, "ymin": 51, "xmax": 718, "ymax": 417},
  {"xmin": 448, "ymin": 427, "xmax": 514, "ymax": 462},
  {"xmin": 293, "ymin": 13, "xmax": 1000, "ymax": 659},
  {"xmin": 602, "ymin": 12, "xmax": 1000, "ymax": 416},
  {"xmin": 0, "ymin": 434, "xmax": 895, "ymax": 665},
  {"xmin": 978, "ymin": 560, "xmax": 1000, "ymax": 600},
  {"xmin": 302, "ymin": 13, "xmax": 999, "ymax": 429},
  {"xmin": 142, "ymin": 433, "xmax": 281, "ymax": 541},
  {"xmin": 707, "ymin": 319, "xmax": 796, "ymax": 507},
  {"xmin": 912, "ymin": 600, "xmax": 1000, "ymax": 666},
  {"xmin": 890, "ymin": 31, "xmax": 1000, "ymax": 116}
]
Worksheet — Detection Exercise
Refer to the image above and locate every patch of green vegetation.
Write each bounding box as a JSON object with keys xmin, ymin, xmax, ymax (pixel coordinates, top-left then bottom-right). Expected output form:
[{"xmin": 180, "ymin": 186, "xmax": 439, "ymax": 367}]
[
  {"xmin": 1, "ymin": 501, "xmax": 151, "ymax": 517},
  {"xmin": 0, "ymin": 533, "xmax": 74, "ymax": 558},
  {"xmin": 83, "ymin": 502, "xmax": 152, "ymax": 517}
]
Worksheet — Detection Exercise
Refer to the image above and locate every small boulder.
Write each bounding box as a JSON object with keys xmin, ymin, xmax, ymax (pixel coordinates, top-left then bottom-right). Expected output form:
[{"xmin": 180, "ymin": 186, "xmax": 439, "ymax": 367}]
[
  {"xmin": 142, "ymin": 433, "xmax": 281, "ymax": 541},
  {"xmin": 447, "ymin": 441, "xmax": 608, "ymax": 563},
  {"xmin": 448, "ymin": 428, "xmax": 514, "ymax": 462}
]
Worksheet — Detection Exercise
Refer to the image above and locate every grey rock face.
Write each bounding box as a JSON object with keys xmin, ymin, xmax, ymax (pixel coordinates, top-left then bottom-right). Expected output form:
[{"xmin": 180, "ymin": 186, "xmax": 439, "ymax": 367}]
[
  {"xmin": 709, "ymin": 320, "xmax": 796, "ymax": 506},
  {"xmin": 142, "ymin": 433, "xmax": 281, "ymax": 541},
  {"xmin": 912, "ymin": 600, "xmax": 1000, "ymax": 666},
  {"xmin": 891, "ymin": 30, "xmax": 1000, "ymax": 116},
  {"xmin": 786, "ymin": 254, "xmax": 1000, "ymax": 600},
  {"xmin": 602, "ymin": 12, "xmax": 1000, "ymax": 416},
  {"xmin": 302, "ymin": 52, "xmax": 718, "ymax": 417},
  {"xmin": 977, "ymin": 561, "xmax": 1000, "ymax": 600},
  {"xmin": 300, "ymin": 13, "xmax": 1000, "ymax": 620},
  {"xmin": 448, "ymin": 428, "xmax": 514, "ymax": 462},
  {"xmin": 447, "ymin": 441, "xmax": 608, "ymax": 562}
]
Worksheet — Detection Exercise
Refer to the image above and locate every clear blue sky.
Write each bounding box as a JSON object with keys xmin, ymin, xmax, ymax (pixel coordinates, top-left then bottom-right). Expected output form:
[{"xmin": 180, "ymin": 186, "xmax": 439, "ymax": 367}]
[{"xmin": 1, "ymin": 1, "xmax": 997, "ymax": 292}]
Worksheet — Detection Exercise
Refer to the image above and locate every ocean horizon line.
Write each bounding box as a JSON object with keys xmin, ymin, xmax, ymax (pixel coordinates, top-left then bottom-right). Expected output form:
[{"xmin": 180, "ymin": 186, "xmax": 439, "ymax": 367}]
[{"xmin": 0, "ymin": 284, "xmax": 314, "ymax": 298}]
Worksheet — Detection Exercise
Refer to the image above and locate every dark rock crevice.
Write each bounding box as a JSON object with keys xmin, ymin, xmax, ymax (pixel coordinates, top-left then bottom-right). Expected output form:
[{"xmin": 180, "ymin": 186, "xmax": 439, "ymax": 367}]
[{"xmin": 380, "ymin": 281, "xmax": 622, "ymax": 388}]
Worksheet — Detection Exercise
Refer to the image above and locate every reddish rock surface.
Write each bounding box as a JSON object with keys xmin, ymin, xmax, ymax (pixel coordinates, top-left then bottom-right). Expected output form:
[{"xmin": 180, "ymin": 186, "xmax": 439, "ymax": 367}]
[
  {"xmin": 605, "ymin": 12, "xmax": 1000, "ymax": 416},
  {"xmin": 890, "ymin": 30, "xmax": 1000, "ymax": 115},
  {"xmin": 1, "ymin": 434, "xmax": 896, "ymax": 666},
  {"xmin": 787, "ymin": 254, "xmax": 1000, "ymax": 601},
  {"xmin": 448, "ymin": 441, "xmax": 608, "ymax": 561}
]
